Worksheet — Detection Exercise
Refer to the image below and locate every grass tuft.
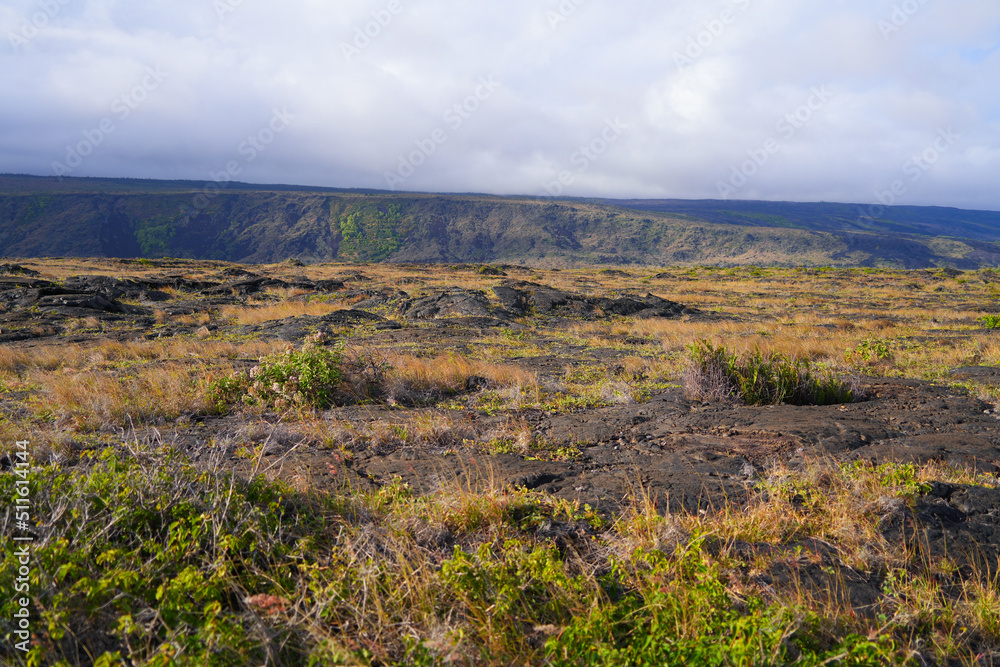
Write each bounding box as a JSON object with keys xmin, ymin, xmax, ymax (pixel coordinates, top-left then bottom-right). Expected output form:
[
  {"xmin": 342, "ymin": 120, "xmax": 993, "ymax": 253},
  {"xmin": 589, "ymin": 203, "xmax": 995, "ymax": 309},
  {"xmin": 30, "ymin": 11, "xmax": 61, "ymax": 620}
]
[{"xmin": 683, "ymin": 340, "xmax": 857, "ymax": 406}]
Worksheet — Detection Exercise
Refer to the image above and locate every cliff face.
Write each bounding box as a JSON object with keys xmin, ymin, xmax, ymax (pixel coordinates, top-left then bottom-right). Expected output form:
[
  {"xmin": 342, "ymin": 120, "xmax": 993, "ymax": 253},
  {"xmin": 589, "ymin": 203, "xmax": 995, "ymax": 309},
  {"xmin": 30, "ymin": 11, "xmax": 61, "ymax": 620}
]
[{"xmin": 2, "ymin": 176, "xmax": 999, "ymax": 268}]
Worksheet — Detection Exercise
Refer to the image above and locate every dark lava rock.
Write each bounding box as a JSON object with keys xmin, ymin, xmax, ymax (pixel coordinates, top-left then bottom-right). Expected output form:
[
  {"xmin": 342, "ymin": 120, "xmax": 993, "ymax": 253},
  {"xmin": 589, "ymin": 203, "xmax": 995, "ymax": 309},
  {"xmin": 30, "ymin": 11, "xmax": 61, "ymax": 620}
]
[
  {"xmin": 320, "ymin": 310, "xmax": 387, "ymax": 326},
  {"xmin": 234, "ymin": 309, "xmax": 388, "ymax": 342},
  {"xmin": 146, "ymin": 275, "xmax": 221, "ymax": 292},
  {"xmin": 464, "ymin": 375, "xmax": 494, "ymax": 391},
  {"xmin": 429, "ymin": 316, "xmax": 512, "ymax": 329},
  {"xmin": 492, "ymin": 285, "xmax": 532, "ymax": 316},
  {"xmin": 513, "ymin": 472, "xmax": 562, "ymax": 490},
  {"xmin": 219, "ymin": 266, "xmax": 261, "ymax": 280},
  {"xmin": 3, "ymin": 281, "xmax": 134, "ymax": 317},
  {"xmin": 595, "ymin": 294, "xmax": 693, "ymax": 318},
  {"xmin": 202, "ymin": 278, "xmax": 289, "ymax": 296},
  {"xmin": 0, "ymin": 277, "xmax": 54, "ymax": 294},
  {"xmin": 495, "ymin": 281, "xmax": 693, "ymax": 320},
  {"xmin": 62, "ymin": 275, "xmax": 146, "ymax": 300},
  {"xmin": 950, "ymin": 366, "xmax": 1000, "ymax": 383},
  {"xmin": 401, "ymin": 290, "xmax": 495, "ymax": 320},
  {"xmin": 352, "ymin": 289, "xmax": 410, "ymax": 310},
  {"xmin": 36, "ymin": 293, "xmax": 125, "ymax": 313},
  {"xmin": 497, "ymin": 281, "xmax": 583, "ymax": 314},
  {"xmin": 218, "ymin": 267, "xmax": 261, "ymax": 279},
  {"xmin": 287, "ymin": 275, "xmax": 318, "ymax": 289},
  {"xmin": 0, "ymin": 263, "xmax": 40, "ymax": 277},
  {"xmin": 313, "ymin": 279, "xmax": 345, "ymax": 292},
  {"xmin": 882, "ymin": 484, "xmax": 1000, "ymax": 576},
  {"xmin": 139, "ymin": 290, "xmax": 172, "ymax": 303}
]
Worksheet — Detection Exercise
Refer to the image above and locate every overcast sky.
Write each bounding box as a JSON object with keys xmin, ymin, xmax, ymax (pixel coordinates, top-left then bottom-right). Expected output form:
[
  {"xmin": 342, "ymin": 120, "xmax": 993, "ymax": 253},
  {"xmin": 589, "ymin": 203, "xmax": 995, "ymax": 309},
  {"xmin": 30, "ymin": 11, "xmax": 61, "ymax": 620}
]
[{"xmin": 2, "ymin": 0, "xmax": 999, "ymax": 210}]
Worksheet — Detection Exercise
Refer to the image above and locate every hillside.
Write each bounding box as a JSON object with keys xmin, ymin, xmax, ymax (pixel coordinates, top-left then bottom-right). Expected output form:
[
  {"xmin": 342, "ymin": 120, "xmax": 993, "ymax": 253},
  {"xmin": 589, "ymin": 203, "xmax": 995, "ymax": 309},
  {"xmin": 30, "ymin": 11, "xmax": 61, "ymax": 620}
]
[{"xmin": 2, "ymin": 174, "xmax": 1000, "ymax": 268}]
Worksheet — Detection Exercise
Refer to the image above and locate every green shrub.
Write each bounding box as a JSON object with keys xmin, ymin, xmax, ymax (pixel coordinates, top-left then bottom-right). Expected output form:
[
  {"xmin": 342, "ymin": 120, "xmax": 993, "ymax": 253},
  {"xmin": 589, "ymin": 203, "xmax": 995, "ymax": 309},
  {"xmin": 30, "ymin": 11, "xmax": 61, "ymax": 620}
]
[
  {"xmin": 851, "ymin": 339, "xmax": 894, "ymax": 362},
  {"xmin": 545, "ymin": 541, "xmax": 897, "ymax": 666},
  {"xmin": 979, "ymin": 315, "xmax": 1000, "ymax": 329},
  {"xmin": 211, "ymin": 341, "xmax": 351, "ymax": 411},
  {"xmin": 684, "ymin": 340, "xmax": 855, "ymax": 406},
  {"xmin": 841, "ymin": 460, "xmax": 932, "ymax": 501},
  {"xmin": 0, "ymin": 444, "xmax": 338, "ymax": 666}
]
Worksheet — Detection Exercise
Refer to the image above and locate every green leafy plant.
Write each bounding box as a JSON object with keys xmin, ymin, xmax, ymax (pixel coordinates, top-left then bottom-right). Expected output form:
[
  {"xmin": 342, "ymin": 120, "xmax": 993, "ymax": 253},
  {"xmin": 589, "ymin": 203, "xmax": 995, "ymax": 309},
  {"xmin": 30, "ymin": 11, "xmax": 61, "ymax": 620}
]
[
  {"xmin": 851, "ymin": 339, "xmax": 894, "ymax": 362},
  {"xmin": 545, "ymin": 541, "xmax": 897, "ymax": 666},
  {"xmin": 978, "ymin": 315, "xmax": 1000, "ymax": 329},
  {"xmin": 0, "ymin": 444, "xmax": 333, "ymax": 666},
  {"xmin": 211, "ymin": 340, "xmax": 352, "ymax": 411},
  {"xmin": 841, "ymin": 460, "xmax": 932, "ymax": 501},
  {"xmin": 684, "ymin": 340, "xmax": 855, "ymax": 406}
]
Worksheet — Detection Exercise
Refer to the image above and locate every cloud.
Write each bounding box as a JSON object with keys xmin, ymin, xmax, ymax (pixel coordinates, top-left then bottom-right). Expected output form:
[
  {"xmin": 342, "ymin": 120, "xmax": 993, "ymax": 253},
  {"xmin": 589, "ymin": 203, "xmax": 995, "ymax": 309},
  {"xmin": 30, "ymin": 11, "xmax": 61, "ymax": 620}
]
[{"xmin": 1, "ymin": 0, "xmax": 998, "ymax": 210}]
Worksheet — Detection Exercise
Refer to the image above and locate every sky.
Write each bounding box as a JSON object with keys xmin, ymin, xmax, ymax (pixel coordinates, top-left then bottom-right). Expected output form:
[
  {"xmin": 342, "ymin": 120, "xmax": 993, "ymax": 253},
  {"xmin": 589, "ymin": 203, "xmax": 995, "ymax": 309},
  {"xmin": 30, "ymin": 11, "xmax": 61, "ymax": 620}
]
[{"xmin": 2, "ymin": 0, "xmax": 1000, "ymax": 211}]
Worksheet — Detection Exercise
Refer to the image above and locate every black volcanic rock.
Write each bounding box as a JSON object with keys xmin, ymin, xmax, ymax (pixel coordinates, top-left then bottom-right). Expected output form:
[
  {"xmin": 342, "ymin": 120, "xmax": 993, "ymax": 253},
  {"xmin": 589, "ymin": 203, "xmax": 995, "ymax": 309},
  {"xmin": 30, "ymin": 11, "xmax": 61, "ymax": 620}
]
[
  {"xmin": 595, "ymin": 294, "xmax": 694, "ymax": 318},
  {"xmin": 35, "ymin": 293, "xmax": 125, "ymax": 313},
  {"xmin": 494, "ymin": 281, "xmax": 693, "ymax": 320},
  {"xmin": 0, "ymin": 263, "xmax": 40, "ymax": 277},
  {"xmin": 401, "ymin": 290, "xmax": 495, "ymax": 320},
  {"xmin": 62, "ymin": 275, "xmax": 145, "ymax": 299}
]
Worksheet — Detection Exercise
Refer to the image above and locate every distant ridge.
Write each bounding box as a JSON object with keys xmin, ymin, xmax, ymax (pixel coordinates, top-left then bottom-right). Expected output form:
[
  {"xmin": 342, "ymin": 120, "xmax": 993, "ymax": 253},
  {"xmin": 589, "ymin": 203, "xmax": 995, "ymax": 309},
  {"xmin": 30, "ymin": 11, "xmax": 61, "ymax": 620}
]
[{"xmin": 2, "ymin": 174, "xmax": 999, "ymax": 268}]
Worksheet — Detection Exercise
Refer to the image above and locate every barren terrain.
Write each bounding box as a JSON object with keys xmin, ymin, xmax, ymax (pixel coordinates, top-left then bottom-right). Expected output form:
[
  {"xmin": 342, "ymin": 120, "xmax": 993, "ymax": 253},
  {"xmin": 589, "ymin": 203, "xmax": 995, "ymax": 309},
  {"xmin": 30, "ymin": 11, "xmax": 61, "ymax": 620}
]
[{"xmin": 3, "ymin": 258, "xmax": 1000, "ymax": 665}]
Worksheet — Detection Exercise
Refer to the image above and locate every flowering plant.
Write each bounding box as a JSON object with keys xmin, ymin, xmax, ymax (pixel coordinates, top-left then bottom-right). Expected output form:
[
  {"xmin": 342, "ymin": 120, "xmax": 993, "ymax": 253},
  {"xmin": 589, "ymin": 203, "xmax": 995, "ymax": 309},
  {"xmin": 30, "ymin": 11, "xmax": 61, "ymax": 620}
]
[{"xmin": 211, "ymin": 339, "xmax": 346, "ymax": 411}]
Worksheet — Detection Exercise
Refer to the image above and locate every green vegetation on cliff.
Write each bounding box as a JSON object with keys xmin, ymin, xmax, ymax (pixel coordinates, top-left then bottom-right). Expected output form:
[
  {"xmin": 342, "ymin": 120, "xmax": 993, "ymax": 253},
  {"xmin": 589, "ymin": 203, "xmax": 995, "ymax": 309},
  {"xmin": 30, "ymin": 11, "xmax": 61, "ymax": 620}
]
[
  {"xmin": 337, "ymin": 202, "xmax": 409, "ymax": 262},
  {"xmin": 2, "ymin": 174, "xmax": 999, "ymax": 268}
]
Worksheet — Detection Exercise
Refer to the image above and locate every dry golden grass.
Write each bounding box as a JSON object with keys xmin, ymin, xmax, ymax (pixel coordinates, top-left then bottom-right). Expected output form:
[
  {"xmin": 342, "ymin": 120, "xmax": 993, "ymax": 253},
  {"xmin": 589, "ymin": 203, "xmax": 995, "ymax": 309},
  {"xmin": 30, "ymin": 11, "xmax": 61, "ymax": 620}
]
[
  {"xmin": 219, "ymin": 301, "xmax": 345, "ymax": 325},
  {"xmin": 6, "ymin": 259, "xmax": 1000, "ymax": 665},
  {"xmin": 384, "ymin": 352, "xmax": 539, "ymax": 404},
  {"xmin": 29, "ymin": 362, "xmax": 224, "ymax": 431},
  {"xmin": 0, "ymin": 338, "xmax": 286, "ymax": 374},
  {"xmin": 302, "ymin": 411, "xmax": 481, "ymax": 453},
  {"xmin": 2, "ymin": 337, "xmax": 298, "ymax": 433},
  {"xmin": 173, "ymin": 312, "xmax": 213, "ymax": 327},
  {"xmin": 0, "ymin": 343, "xmax": 95, "ymax": 372}
]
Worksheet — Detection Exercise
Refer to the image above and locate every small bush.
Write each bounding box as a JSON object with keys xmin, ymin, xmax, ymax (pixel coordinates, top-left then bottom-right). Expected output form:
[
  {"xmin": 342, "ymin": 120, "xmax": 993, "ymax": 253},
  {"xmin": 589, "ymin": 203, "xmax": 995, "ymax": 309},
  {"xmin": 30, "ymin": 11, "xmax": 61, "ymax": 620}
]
[
  {"xmin": 979, "ymin": 315, "xmax": 1000, "ymax": 329},
  {"xmin": 545, "ymin": 542, "xmax": 896, "ymax": 666},
  {"xmin": 684, "ymin": 340, "xmax": 855, "ymax": 406},
  {"xmin": 0, "ymin": 443, "xmax": 340, "ymax": 666},
  {"xmin": 212, "ymin": 340, "xmax": 370, "ymax": 412},
  {"xmin": 850, "ymin": 338, "xmax": 894, "ymax": 362}
]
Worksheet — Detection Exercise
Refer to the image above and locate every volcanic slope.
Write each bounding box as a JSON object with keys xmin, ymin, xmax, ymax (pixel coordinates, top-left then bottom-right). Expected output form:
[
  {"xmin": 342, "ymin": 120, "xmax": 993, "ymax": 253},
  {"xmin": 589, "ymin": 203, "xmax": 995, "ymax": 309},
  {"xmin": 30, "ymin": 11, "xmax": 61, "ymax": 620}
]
[{"xmin": 3, "ymin": 174, "xmax": 1000, "ymax": 267}]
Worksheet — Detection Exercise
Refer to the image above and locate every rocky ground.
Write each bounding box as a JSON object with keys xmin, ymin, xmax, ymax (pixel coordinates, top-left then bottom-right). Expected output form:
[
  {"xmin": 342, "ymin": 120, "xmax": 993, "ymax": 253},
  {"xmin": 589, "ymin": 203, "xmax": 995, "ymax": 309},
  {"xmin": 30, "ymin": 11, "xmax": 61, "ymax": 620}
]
[{"xmin": 4, "ymin": 258, "xmax": 1000, "ymax": 642}]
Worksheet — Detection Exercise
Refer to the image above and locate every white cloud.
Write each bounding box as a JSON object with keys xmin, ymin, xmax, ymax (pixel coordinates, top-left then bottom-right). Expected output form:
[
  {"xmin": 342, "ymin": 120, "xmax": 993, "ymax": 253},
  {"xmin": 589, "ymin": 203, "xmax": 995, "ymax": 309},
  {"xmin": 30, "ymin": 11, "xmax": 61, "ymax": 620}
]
[{"xmin": 0, "ymin": 0, "xmax": 998, "ymax": 209}]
